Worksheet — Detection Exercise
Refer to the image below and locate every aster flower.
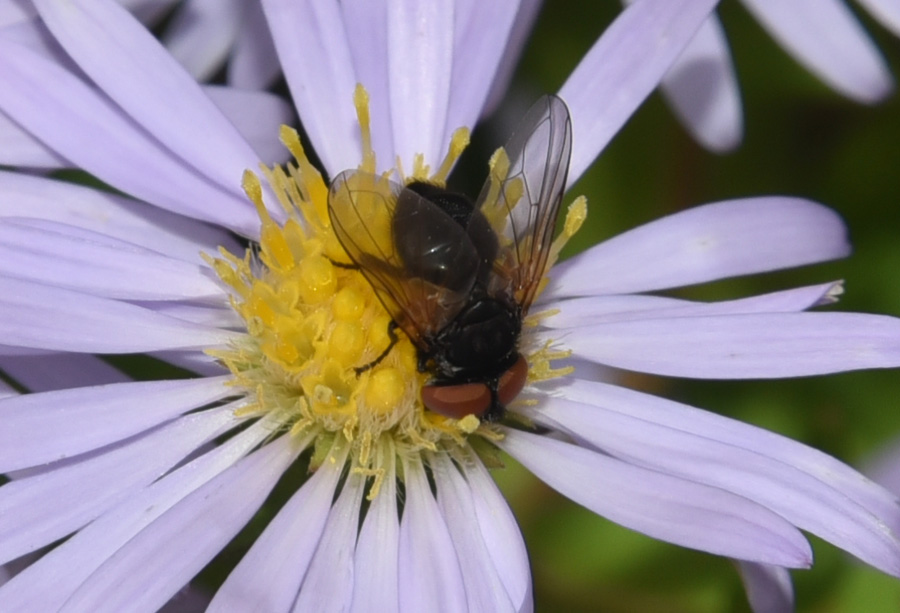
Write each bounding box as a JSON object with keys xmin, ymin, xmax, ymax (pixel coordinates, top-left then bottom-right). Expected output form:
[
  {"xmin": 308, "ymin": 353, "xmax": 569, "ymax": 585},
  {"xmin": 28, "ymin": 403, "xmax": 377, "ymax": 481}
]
[
  {"xmin": 1, "ymin": 1, "xmax": 900, "ymax": 612},
  {"xmin": 655, "ymin": 0, "xmax": 899, "ymax": 151}
]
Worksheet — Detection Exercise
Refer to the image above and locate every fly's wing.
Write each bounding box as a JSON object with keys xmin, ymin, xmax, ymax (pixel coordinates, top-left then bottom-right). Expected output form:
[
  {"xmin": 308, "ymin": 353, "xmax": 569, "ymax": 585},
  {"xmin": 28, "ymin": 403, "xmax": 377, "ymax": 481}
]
[
  {"xmin": 472, "ymin": 95, "xmax": 572, "ymax": 314},
  {"xmin": 328, "ymin": 170, "xmax": 478, "ymax": 350}
]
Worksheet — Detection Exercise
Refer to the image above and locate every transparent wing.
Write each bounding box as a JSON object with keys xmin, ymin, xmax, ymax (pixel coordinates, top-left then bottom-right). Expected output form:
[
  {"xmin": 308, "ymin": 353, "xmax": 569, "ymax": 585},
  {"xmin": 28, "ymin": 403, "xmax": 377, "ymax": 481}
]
[
  {"xmin": 472, "ymin": 94, "xmax": 572, "ymax": 313},
  {"xmin": 328, "ymin": 170, "xmax": 479, "ymax": 348}
]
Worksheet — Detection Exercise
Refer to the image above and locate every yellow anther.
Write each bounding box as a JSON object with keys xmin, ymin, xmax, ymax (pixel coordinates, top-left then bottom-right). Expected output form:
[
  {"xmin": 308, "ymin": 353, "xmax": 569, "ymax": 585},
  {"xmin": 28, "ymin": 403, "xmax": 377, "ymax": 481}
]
[
  {"xmin": 328, "ymin": 320, "xmax": 365, "ymax": 364},
  {"xmin": 432, "ymin": 127, "xmax": 470, "ymax": 184},
  {"xmin": 279, "ymin": 125, "xmax": 329, "ymax": 221},
  {"xmin": 456, "ymin": 414, "xmax": 480, "ymax": 434},
  {"xmin": 367, "ymin": 314, "xmax": 394, "ymax": 356},
  {"xmin": 272, "ymin": 334, "xmax": 301, "ymax": 365},
  {"xmin": 549, "ymin": 195, "xmax": 588, "ymax": 265},
  {"xmin": 333, "ymin": 286, "xmax": 366, "ymax": 321},
  {"xmin": 489, "ymin": 146, "xmax": 511, "ymax": 180},
  {"xmin": 564, "ymin": 196, "xmax": 588, "ymax": 238},
  {"xmin": 241, "ymin": 169, "xmax": 264, "ymax": 207},
  {"xmin": 244, "ymin": 170, "xmax": 295, "ymax": 272},
  {"xmin": 481, "ymin": 147, "xmax": 511, "ymax": 226},
  {"xmin": 353, "ymin": 84, "xmax": 376, "ymax": 173},
  {"xmin": 365, "ymin": 367, "xmax": 405, "ymax": 414},
  {"xmin": 296, "ymin": 255, "xmax": 336, "ymax": 304},
  {"xmin": 394, "ymin": 155, "xmax": 407, "ymax": 182},
  {"xmin": 410, "ymin": 153, "xmax": 428, "ymax": 181},
  {"xmin": 279, "ymin": 125, "xmax": 307, "ymax": 165},
  {"xmin": 245, "ymin": 290, "xmax": 277, "ymax": 328}
]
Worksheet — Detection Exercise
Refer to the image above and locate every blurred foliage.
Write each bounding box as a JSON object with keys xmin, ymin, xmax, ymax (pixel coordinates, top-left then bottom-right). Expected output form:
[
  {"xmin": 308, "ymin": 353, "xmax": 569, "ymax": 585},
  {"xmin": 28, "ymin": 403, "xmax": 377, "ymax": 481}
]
[{"xmin": 477, "ymin": 1, "xmax": 900, "ymax": 612}]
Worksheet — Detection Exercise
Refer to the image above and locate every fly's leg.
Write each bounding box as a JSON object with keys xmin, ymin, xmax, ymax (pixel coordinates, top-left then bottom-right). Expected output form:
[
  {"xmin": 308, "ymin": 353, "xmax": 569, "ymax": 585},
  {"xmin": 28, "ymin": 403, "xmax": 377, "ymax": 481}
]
[
  {"xmin": 329, "ymin": 259, "xmax": 358, "ymax": 270},
  {"xmin": 482, "ymin": 380, "xmax": 506, "ymax": 422},
  {"xmin": 355, "ymin": 320, "xmax": 399, "ymax": 375}
]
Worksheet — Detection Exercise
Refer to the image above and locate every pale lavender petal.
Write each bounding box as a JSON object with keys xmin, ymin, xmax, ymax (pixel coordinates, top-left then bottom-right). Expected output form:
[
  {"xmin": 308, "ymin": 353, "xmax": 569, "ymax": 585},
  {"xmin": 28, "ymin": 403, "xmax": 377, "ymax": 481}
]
[
  {"xmin": 539, "ymin": 292, "xmax": 684, "ymax": 316},
  {"xmin": 0, "ymin": 110, "xmax": 66, "ymax": 168},
  {"xmin": 555, "ymin": 379, "xmax": 900, "ymax": 538},
  {"xmin": 0, "ymin": 353, "xmax": 128, "ymax": 392},
  {"xmin": 432, "ymin": 453, "xmax": 516, "ymax": 612},
  {"xmin": 340, "ymin": 0, "xmax": 394, "ymax": 167},
  {"xmin": 0, "ymin": 563, "xmax": 12, "ymax": 586},
  {"xmin": 160, "ymin": 585, "xmax": 212, "ymax": 613},
  {"xmin": 545, "ymin": 355, "xmax": 619, "ymax": 385},
  {"xmin": 35, "ymin": 0, "xmax": 262, "ymax": 198},
  {"xmin": 661, "ymin": 14, "xmax": 743, "ymax": 152},
  {"xmin": 857, "ymin": 0, "xmax": 900, "ymax": 37},
  {"xmin": 138, "ymin": 303, "xmax": 241, "ymax": 329},
  {"xmin": 0, "ymin": 219, "xmax": 224, "ymax": 301},
  {"xmin": 0, "ymin": 1, "xmax": 35, "ymax": 26},
  {"xmin": 0, "ymin": 15, "xmax": 80, "ymax": 76},
  {"xmin": 0, "ymin": 346, "xmax": 51, "ymax": 357},
  {"xmin": 0, "ymin": 380, "xmax": 16, "ymax": 399},
  {"xmin": 481, "ymin": 0, "xmax": 542, "ymax": 117},
  {"xmin": 0, "ymin": 552, "xmax": 40, "ymax": 590},
  {"xmin": 127, "ymin": 0, "xmax": 180, "ymax": 24},
  {"xmin": 529, "ymin": 394, "xmax": 900, "ymax": 575},
  {"xmin": 152, "ymin": 350, "xmax": 232, "ymax": 378},
  {"xmin": 559, "ymin": 0, "xmax": 719, "ymax": 184},
  {"xmin": 203, "ymin": 86, "xmax": 294, "ymax": 164},
  {"xmin": 161, "ymin": 0, "xmax": 241, "ymax": 81},
  {"xmin": 399, "ymin": 454, "xmax": 467, "ymax": 613},
  {"xmin": 293, "ymin": 469, "xmax": 366, "ymax": 612},
  {"xmin": 61, "ymin": 434, "xmax": 301, "ymax": 613},
  {"xmin": 0, "ymin": 418, "xmax": 268, "ymax": 612},
  {"xmin": 496, "ymin": 428, "xmax": 812, "ymax": 566},
  {"xmin": 6, "ymin": 450, "xmax": 97, "ymax": 482},
  {"xmin": 463, "ymin": 457, "xmax": 533, "ymax": 612},
  {"xmin": 0, "ymin": 376, "xmax": 230, "ymax": 472},
  {"xmin": 541, "ymin": 282, "xmax": 842, "ymax": 329},
  {"xmin": 737, "ymin": 562, "xmax": 793, "ymax": 613},
  {"xmin": 227, "ymin": 0, "xmax": 281, "ymax": 89},
  {"xmin": 442, "ymin": 0, "xmax": 519, "ymax": 149},
  {"xmin": 351, "ymin": 453, "xmax": 399, "ymax": 613},
  {"xmin": 206, "ymin": 437, "xmax": 345, "ymax": 613},
  {"xmin": 388, "ymin": 0, "xmax": 453, "ymax": 171},
  {"xmin": 0, "ymin": 171, "xmax": 242, "ymax": 264},
  {"xmin": 560, "ymin": 312, "xmax": 900, "ymax": 379},
  {"xmin": 0, "ymin": 278, "xmax": 238, "ymax": 353},
  {"xmin": 261, "ymin": 0, "xmax": 359, "ymax": 177},
  {"xmin": 741, "ymin": 0, "xmax": 893, "ymax": 102},
  {"xmin": 548, "ymin": 197, "xmax": 849, "ymax": 298},
  {"xmin": 0, "ymin": 41, "xmax": 259, "ymax": 235},
  {"xmin": 0, "ymin": 406, "xmax": 236, "ymax": 565}
]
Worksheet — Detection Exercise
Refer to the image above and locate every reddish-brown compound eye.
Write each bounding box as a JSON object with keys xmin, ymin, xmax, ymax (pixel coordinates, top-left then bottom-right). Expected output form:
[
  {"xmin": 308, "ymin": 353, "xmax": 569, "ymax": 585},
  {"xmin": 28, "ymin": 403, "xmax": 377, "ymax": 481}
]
[
  {"xmin": 422, "ymin": 355, "xmax": 529, "ymax": 419},
  {"xmin": 422, "ymin": 381, "xmax": 491, "ymax": 419},
  {"xmin": 497, "ymin": 355, "xmax": 528, "ymax": 406}
]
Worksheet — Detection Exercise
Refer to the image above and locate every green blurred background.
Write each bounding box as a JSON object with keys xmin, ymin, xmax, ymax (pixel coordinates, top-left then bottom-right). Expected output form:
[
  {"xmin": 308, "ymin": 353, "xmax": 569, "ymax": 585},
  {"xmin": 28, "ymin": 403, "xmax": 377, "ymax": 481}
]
[{"xmin": 475, "ymin": 2, "xmax": 900, "ymax": 611}]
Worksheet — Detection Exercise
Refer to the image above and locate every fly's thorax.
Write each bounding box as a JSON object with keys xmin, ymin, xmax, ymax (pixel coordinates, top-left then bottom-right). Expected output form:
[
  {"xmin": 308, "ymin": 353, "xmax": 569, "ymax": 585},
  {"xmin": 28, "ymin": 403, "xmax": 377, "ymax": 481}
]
[{"xmin": 429, "ymin": 294, "xmax": 522, "ymax": 381}]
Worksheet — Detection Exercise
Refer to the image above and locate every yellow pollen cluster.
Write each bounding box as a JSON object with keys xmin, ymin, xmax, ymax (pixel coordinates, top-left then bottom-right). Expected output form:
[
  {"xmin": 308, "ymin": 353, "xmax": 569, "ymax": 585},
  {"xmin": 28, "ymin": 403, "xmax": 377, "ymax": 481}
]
[{"xmin": 205, "ymin": 86, "xmax": 585, "ymax": 480}]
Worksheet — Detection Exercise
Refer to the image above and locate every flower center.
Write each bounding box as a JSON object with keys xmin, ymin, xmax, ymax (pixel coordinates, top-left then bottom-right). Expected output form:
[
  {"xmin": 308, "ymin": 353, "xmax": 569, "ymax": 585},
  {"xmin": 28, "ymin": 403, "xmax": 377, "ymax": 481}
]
[{"xmin": 205, "ymin": 86, "xmax": 585, "ymax": 484}]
